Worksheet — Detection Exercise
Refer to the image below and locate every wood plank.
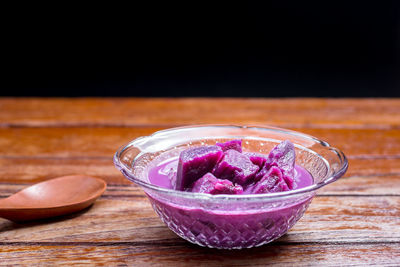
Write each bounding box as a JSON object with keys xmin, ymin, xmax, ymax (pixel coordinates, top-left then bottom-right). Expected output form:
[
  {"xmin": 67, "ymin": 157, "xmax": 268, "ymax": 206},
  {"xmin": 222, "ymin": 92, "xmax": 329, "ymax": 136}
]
[
  {"xmin": 289, "ymin": 196, "xmax": 400, "ymax": 243},
  {"xmin": 0, "ymin": 167, "xmax": 399, "ymax": 199},
  {"xmin": 296, "ymin": 128, "xmax": 400, "ymax": 157},
  {"xmin": 345, "ymin": 157, "xmax": 400, "ymax": 177},
  {"xmin": 0, "ymin": 127, "xmax": 158, "ymax": 158},
  {"xmin": 0, "ymin": 157, "xmax": 126, "ymax": 184},
  {"xmin": 0, "ymin": 184, "xmax": 144, "ymax": 199},
  {"xmin": 1, "ymin": 171, "xmax": 400, "ymax": 197},
  {"xmin": 0, "ymin": 196, "xmax": 399, "ymax": 243},
  {"xmin": 1, "ymin": 98, "xmax": 400, "ymax": 129},
  {"xmin": 0, "ymin": 127, "xmax": 399, "ymax": 158},
  {"xmin": 0, "ymin": 156, "xmax": 399, "ymax": 185},
  {"xmin": 0, "ymin": 243, "xmax": 399, "ymax": 266},
  {"xmin": 318, "ymin": 175, "xmax": 400, "ymax": 196}
]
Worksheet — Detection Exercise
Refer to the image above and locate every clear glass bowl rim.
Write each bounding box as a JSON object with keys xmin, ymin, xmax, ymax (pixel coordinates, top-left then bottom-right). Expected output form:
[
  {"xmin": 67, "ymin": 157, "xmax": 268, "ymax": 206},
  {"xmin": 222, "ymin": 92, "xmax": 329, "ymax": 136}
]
[{"xmin": 114, "ymin": 124, "xmax": 348, "ymax": 202}]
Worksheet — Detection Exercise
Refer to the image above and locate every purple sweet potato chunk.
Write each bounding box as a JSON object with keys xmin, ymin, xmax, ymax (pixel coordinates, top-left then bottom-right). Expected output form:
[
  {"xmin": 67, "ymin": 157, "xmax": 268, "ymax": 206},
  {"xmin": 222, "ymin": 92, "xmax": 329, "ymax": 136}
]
[
  {"xmin": 245, "ymin": 152, "xmax": 268, "ymax": 168},
  {"xmin": 253, "ymin": 166, "xmax": 269, "ymax": 183},
  {"xmin": 265, "ymin": 140, "xmax": 296, "ymax": 189},
  {"xmin": 175, "ymin": 146, "xmax": 224, "ymax": 191},
  {"xmin": 251, "ymin": 166, "xmax": 289, "ymax": 194},
  {"xmin": 244, "ymin": 152, "xmax": 269, "ymax": 182},
  {"xmin": 216, "ymin": 139, "xmax": 242, "ymax": 153},
  {"xmin": 192, "ymin": 173, "xmax": 243, "ymax": 194},
  {"xmin": 213, "ymin": 149, "xmax": 259, "ymax": 186}
]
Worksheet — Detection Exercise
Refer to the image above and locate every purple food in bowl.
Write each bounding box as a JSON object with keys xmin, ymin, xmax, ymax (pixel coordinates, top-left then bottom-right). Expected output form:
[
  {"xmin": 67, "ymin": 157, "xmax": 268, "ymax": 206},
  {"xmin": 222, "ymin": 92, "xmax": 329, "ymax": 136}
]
[{"xmin": 113, "ymin": 125, "xmax": 348, "ymax": 249}]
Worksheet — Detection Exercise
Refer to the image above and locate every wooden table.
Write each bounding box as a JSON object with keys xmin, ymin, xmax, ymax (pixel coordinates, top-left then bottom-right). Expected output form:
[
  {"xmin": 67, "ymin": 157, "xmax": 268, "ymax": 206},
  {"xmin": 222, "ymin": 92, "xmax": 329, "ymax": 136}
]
[{"xmin": 0, "ymin": 98, "xmax": 399, "ymax": 266}]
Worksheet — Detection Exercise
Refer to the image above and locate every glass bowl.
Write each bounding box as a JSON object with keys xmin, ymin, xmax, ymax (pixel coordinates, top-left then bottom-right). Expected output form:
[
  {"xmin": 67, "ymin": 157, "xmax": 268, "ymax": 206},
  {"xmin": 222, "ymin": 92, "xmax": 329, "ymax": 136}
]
[{"xmin": 113, "ymin": 125, "xmax": 348, "ymax": 249}]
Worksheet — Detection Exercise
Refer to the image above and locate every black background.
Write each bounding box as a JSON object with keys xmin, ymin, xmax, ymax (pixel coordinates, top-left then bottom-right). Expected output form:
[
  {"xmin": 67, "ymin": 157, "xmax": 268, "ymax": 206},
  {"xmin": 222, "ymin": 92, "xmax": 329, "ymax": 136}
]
[{"xmin": 2, "ymin": 2, "xmax": 399, "ymax": 97}]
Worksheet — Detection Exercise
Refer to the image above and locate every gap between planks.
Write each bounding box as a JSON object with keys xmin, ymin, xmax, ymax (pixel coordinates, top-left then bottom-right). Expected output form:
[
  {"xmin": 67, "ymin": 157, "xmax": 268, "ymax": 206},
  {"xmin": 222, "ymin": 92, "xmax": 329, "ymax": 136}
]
[
  {"xmin": 0, "ymin": 192, "xmax": 399, "ymax": 199},
  {"xmin": 1, "ymin": 154, "xmax": 400, "ymax": 160},
  {"xmin": 1, "ymin": 122, "xmax": 399, "ymax": 130},
  {"xmin": 0, "ymin": 240, "xmax": 398, "ymax": 247}
]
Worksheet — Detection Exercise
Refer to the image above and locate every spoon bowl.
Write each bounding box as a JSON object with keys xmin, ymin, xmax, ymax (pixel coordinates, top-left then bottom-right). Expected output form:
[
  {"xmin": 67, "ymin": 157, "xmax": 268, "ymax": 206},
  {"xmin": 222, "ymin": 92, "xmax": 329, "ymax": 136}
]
[{"xmin": 0, "ymin": 175, "xmax": 107, "ymax": 222}]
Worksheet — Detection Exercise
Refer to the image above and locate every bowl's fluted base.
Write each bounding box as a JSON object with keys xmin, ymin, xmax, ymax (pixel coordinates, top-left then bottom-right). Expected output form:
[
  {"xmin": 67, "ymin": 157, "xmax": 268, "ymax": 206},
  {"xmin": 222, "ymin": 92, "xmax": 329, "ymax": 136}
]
[{"xmin": 149, "ymin": 197, "xmax": 313, "ymax": 249}]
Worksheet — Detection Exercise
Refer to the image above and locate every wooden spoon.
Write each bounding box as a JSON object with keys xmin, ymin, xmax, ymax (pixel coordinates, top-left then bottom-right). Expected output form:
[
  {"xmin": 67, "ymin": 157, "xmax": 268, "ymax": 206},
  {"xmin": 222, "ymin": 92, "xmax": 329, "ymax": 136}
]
[{"xmin": 0, "ymin": 175, "xmax": 107, "ymax": 222}]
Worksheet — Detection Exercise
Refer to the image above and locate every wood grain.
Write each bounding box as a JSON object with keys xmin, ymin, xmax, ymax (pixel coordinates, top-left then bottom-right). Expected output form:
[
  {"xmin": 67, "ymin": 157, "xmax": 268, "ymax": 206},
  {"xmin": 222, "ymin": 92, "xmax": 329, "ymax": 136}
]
[
  {"xmin": 0, "ymin": 243, "xmax": 399, "ymax": 266},
  {"xmin": 0, "ymin": 157, "xmax": 125, "ymax": 184},
  {"xmin": 318, "ymin": 175, "xmax": 400, "ymax": 195},
  {"xmin": 0, "ymin": 98, "xmax": 399, "ymax": 265},
  {"xmin": 0, "ymin": 157, "xmax": 399, "ymax": 184},
  {"xmin": 1, "ymin": 98, "xmax": 400, "ymax": 128},
  {"xmin": 1, "ymin": 127, "xmax": 399, "ymax": 158},
  {"xmin": 0, "ymin": 196, "xmax": 399, "ymax": 243},
  {"xmin": 0, "ymin": 171, "xmax": 400, "ymax": 199},
  {"xmin": 0, "ymin": 172, "xmax": 399, "ymax": 199}
]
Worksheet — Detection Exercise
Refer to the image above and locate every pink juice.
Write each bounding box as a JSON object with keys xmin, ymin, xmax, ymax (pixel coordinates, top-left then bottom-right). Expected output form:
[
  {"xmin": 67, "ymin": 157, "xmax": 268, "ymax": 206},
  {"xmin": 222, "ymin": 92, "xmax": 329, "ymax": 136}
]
[{"xmin": 146, "ymin": 156, "xmax": 314, "ymax": 249}]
